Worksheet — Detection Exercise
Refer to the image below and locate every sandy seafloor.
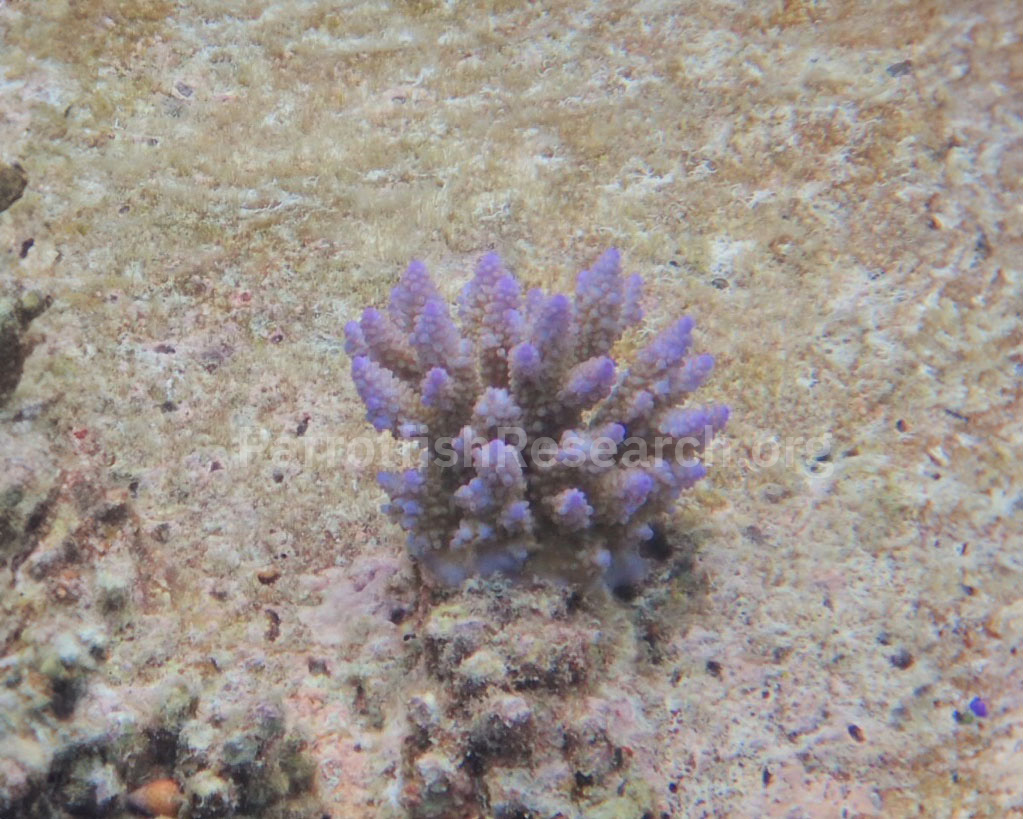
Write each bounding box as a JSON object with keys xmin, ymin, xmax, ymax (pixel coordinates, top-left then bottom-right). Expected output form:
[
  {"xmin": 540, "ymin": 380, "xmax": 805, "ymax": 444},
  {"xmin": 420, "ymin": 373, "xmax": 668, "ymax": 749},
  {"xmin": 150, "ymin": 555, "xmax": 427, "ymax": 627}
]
[{"xmin": 1, "ymin": 1, "xmax": 1022, "ymax": 817}]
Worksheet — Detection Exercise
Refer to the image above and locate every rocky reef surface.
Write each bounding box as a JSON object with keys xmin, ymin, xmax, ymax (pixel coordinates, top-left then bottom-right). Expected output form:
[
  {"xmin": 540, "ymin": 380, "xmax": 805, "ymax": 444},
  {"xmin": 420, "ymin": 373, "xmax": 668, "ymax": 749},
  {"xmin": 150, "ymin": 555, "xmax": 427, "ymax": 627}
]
[{"xmin": 2, "ymin": 0, "xmax": 1020, "ymax": 816}]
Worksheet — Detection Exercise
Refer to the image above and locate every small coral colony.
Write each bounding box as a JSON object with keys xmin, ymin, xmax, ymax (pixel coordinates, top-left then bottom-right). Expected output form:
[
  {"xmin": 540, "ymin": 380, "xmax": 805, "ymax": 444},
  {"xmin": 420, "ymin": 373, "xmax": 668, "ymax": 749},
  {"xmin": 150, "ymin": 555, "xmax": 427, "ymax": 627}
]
[{"xmin": 345, "ymin": 249, "xmax": 728, "ymax": 590}]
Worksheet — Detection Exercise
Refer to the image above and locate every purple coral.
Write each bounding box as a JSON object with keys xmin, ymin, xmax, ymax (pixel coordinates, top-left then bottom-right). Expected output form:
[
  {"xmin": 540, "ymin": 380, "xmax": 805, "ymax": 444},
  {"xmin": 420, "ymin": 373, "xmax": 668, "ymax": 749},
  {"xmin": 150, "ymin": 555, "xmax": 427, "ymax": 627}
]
[
  {"xmin": 390, "ymin": 259, "xmax": 441, "ymax": 333},
  {"xmin": 558, "ymin": 356, "xmax": 616, "ymax": 414},
  {"xmin": 350, "ymin": 356, "xmax": 412, "ymax": 433},
  {"xmin": 574, "ymin": 248, "xmax": 629, "ymax": 360},
  {"xmin": 349, "ymin": 249, "xmax": 729, "ymax": 590},
  {"xmin": 548, "ymin": 488, "xmax": 593, "ymax": 531}
]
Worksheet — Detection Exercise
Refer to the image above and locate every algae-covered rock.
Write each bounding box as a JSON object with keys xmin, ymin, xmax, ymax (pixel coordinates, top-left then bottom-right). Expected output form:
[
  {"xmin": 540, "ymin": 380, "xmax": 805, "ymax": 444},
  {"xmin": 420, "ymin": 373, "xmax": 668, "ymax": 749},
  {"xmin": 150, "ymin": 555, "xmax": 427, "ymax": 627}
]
[
  {"xmin": 0, "ymin": 290, "xmax": 48, "ymax": 407},
  {"xmin": 0, "ymin": 161, "xmax": 27, "ymax": 213},
  {"xmin": 398, "ymin": 583, "xmax": 657, "ymax": 818},
  {"xmin": 0, "ymin": 428, "xmax": 59, "ymax": 571},
  {"xmin": 60, "ymin": 756, "xmax": 124, "ymax": 817},
  {"xmin": 407, "ymin": 752, "xmax": 474, "ymax": 819},
  {"xmin": 185, "ymin": 770, "xmax": 236, "ymax": 819}
]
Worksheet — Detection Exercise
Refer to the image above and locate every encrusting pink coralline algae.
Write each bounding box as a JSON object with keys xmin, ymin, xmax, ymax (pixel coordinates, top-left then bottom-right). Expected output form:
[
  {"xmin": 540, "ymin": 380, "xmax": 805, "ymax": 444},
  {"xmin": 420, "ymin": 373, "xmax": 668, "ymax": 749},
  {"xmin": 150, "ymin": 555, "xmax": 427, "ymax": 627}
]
[{"xmin": 345, "ymin": 249, "xmax": 729, "ymax": 591}]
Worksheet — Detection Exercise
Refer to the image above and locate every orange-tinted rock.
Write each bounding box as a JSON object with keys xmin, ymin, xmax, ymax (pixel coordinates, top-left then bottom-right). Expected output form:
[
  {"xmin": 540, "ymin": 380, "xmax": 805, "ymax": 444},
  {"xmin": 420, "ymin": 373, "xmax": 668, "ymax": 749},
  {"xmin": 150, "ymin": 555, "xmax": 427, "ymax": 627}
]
[{"xmin": 126, "ymin": 778, "xmax": 183, "ymax": 817}]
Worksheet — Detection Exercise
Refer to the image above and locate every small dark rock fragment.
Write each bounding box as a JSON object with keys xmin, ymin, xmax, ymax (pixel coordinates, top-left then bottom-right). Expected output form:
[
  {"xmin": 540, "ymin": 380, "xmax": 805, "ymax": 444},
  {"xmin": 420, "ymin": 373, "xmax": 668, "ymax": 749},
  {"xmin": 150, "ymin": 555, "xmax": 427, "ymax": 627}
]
[
  {"xmin": 975, "ymin": 231, "xmax": 991, "ymax": 259},
  {"xmin": 49, "ymin": 673, "xmax": 86, "ymax": 720},
  {"xmin": 257, "ymin": 567, "xmax": 281, "ymax": 585},
  {"xmin": 265, "ymin": 608, "xmax": 281, "ymax": 642},
  {"xmin": 743, "ymin": 525, "xmax": 767, "ymax": 545},
  {"xmin": 886, "ymin": 60, "xmax": 913, "ymax": 77},
  {"xmin": 1, "ymin": 291, "xmax": 49, "ymax": 406},
  {"xmin": 94, "ymin": 501, "xmax": 129, "ymax": 526},
  {"xmin": 0, "ymin": 161, "xmax": 27, "ymax": 212}
]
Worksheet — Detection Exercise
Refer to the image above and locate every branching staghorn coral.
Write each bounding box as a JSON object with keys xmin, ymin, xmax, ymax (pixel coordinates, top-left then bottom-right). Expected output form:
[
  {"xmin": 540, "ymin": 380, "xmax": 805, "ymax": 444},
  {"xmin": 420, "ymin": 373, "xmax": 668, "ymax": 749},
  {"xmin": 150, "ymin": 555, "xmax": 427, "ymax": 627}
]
[{"xmin": 345, "ymin": 249, "xmax": 729, "ymax": 590}]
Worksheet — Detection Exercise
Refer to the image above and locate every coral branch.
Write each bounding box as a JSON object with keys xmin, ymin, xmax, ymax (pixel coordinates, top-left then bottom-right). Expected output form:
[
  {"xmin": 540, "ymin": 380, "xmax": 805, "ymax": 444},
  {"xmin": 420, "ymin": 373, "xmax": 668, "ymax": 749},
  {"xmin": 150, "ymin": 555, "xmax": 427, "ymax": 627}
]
[{"xmin": 348, "ymin": 249, "xmax": 729, "ymax": 590}]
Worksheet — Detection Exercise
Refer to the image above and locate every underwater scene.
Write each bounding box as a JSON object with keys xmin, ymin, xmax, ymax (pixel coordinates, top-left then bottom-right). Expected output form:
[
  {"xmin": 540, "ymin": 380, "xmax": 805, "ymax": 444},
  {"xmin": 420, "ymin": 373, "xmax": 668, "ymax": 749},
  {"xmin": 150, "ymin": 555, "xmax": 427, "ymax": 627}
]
[{"xmin": 1, "ymin": 1, "xmax": 1020, "ymax": 817}]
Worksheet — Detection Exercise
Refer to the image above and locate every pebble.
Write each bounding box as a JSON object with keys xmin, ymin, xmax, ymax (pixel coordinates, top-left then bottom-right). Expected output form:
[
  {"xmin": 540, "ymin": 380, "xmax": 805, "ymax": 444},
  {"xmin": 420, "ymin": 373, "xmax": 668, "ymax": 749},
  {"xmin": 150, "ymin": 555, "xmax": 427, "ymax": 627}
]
[{"xmin": 125, "ymin": 778, "xmax": 183, "ymax": 817}]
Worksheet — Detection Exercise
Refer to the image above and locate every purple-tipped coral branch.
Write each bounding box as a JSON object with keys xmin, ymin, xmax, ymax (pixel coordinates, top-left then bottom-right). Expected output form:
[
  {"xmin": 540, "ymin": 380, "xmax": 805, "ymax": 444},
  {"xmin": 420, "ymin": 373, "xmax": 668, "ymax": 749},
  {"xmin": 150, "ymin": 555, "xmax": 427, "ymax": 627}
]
[{"xmin": 347, "ymin": 249, "xmax": 729, "ymax": 590}]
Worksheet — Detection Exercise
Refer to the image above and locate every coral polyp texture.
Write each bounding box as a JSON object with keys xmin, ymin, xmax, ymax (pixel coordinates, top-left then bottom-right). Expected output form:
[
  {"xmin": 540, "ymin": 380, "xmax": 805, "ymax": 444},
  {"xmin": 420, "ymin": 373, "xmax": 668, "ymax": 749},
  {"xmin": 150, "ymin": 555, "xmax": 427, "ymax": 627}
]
[{"xmin": 345, "ymin": 249, "xmax": 729, "ymax": 589}]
